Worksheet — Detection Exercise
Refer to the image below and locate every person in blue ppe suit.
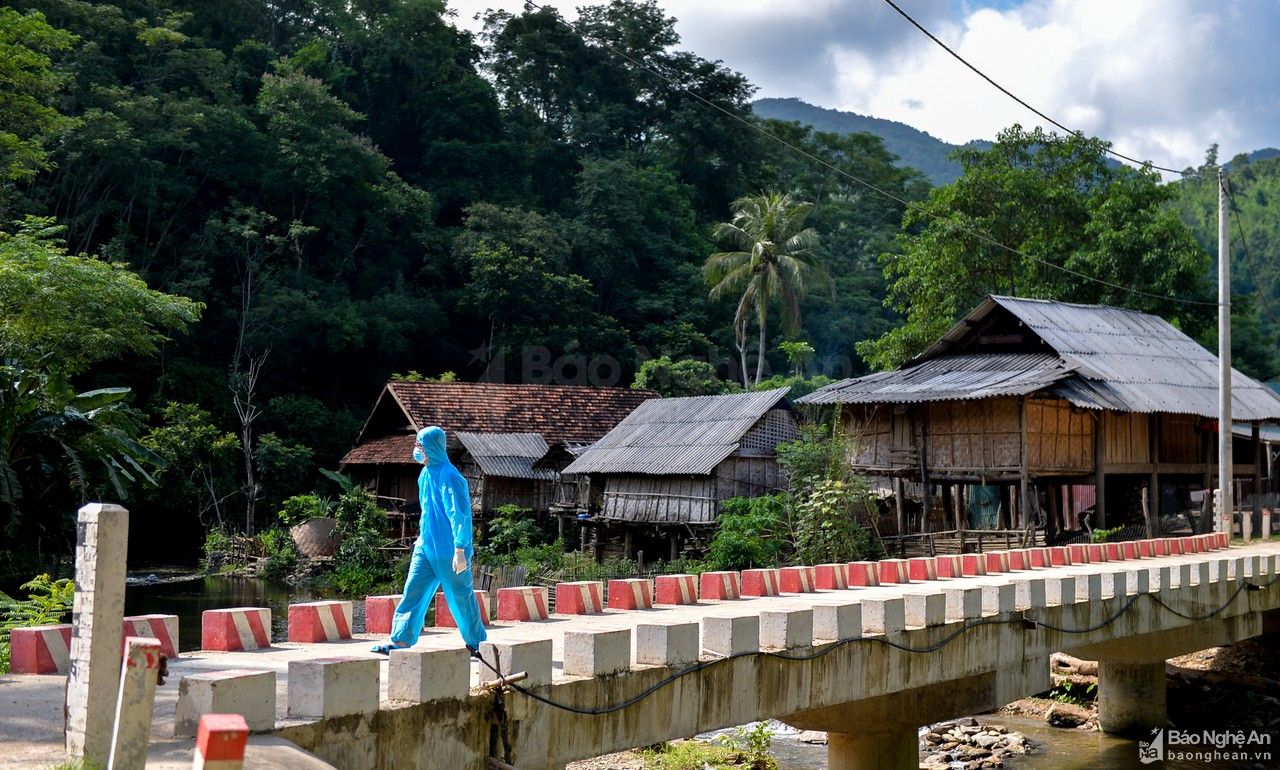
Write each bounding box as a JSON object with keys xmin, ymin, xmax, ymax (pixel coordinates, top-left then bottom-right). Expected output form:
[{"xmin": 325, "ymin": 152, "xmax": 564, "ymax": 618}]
[{"xmin": 372, "ymin": 426, "xmax": 487, "ymax": 654}]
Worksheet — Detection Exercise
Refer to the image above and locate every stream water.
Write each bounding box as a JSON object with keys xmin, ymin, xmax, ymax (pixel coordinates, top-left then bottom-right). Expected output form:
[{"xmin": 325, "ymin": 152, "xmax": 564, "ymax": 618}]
[{"xmin": 124, "ymin": 573, "xmax": 1245, "ymax": 769}]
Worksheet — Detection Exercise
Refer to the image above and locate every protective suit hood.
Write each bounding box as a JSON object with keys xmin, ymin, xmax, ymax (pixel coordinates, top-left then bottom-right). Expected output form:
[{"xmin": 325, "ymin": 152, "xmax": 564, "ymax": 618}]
[{"xmin": 416, "ymin": 426, "xmax": 451, "ymax": 467}]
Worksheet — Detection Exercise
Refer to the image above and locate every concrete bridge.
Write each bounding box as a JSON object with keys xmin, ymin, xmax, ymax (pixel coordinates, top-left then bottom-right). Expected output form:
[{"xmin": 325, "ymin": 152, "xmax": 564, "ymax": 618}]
[{"xmin": 7, "ymin": 513, "xmax": 1280, "ymax": 770}]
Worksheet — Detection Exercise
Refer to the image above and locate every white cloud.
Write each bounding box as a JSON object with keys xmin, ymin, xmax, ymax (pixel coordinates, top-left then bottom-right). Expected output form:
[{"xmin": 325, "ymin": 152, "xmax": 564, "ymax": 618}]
[{"xmin": 446, "ymin": 0, "xmax": 1280, "ymax": 172}]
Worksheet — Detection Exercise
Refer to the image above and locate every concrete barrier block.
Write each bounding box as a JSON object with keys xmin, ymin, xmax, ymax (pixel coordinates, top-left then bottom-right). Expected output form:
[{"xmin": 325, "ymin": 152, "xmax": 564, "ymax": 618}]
[
  {"xmin": 700, "ymin": 571, "xmax": 742, "ymax": 600},
  {"xmin": 701, "ymin": 614, "xmax": 759, "ymax": 657},
  {"xmin": 960, "ymin": 554, "xmax": 988, "ymax": 576},
  {"xmin": 388, "ymin": 646, "xmax": 470, "ymax": 703},
  {"xmin": 984, "ymin": 552, "xmax": 1010, "ymax": 573},
  {"xmin": 1120, "ymin": 541, "xmax": 1139, "ymax": 560},
  {"xmin": 287, "ymin": 657, "xmax": 379, "ymax": 719},
  {"xmin": 175, "ymin": 669, "xmax": 275, "ymax": 738},
  {"xmin": 9, "ymin": 624, "xmax": 71, "ymax": 674},
  {"xmin": 1011, "ymin": 578, "xmax": 1046, "ymax": 611},
  {"xmin": 1099, "ymin": 570, "xmax": 1127, "ymax": 599},
  {"xmin": 607, "ymin": 578, "xmax": 653, "ymax": 610},
  {"xmin": 287, "ymin": 601, "xmax": 353, "ymax": 643},
  {"xmin": 1243, "ymin": 555, "xmax": 1261, "ymax": 579},
  {"xmin": 122, "ymin": 614, "xmax": 178, "ymax": 659},
  {"xmin": 1088, "ymin": 544, "xmax": 1109, "ymax": 562},
  {"xmin": 635, "ymin": 622, "xmax": 699, "ymax": 666},
  {"xmin": 1007, "ymin": 550, "xmax": 1028, "ymax": 571},
  {"xmin": 1171, "ymin": 563, "xmax": 1192, "ymax": 589},
  {"xmin": 759, "ymin": 608, "xmax": 813, "ymax": 650},
  {"xmin": 1044, "ymin": 576, "xmax": 1076, "ymax": 606},
  {"xmin": 935, "ymin": 555, "xmax": 964, "ymax": 579},
  {"xmin": 1188, "ymin": 561, "xmax": 1209, "ymax": 587},
  {"xmin": 110, "ymin": 637, "xmax": 164, "ymax": 769},
  {"xmin": 941, "ymin": 587, "xmax": 982, "ymax": 622},
  {"xmin": 778, "ymin": 566, "xmax": 817, "ymax": 593},
  {"xmin": 1068, "ymin": 544, "xmax": 1090, "ymax": 563},
  {"xmin": 496, "ymin": 586, "xmax": 549, "ymax": 622},
  {"xmin": 878, "ymin": 559, "xmax": 911, "ymax": 584},
  {"xmin": 860, "ymin": 598, "xmax": 905, "ymax": 636},
  {"xmin": 480, "ymin": 638, "xmax": 553, "ymax": 687},
  {"xmin": 555, "ymin": 581, "xmax": 604, "ymax": 615},
  {"xmin": 907, "ymin": 557, "xmax": 937, "ymax": 581},
  {"xmin": 1103, "ymin": 543, "xmax": 1122, "ymax": 561},
  {"xmin": 1150, "ymin": 565, "xmax": 1171, "ymax": 591},
  {"xmin": 1168, "ymin": 538, "xmax": 1186, "ymax": 556},
  {"xmin": 195, "ymin": 714, "xmax": 248, "ymax": 770},
  {"xmin": 982, "ymin": 584, "xmax": 1015, "ymax": 615},
  {"xmin": 904, "ymin": 593, "xmax": 945, "ymax": 627},
  {"xmin": 813, "ymin": 602, "xmax": 861, "ymax": 641},
  {"xmin": 1225, "ymin": 557, "xmax": 1244, "ymax": 581},
  {"xmin": 201, "ymin": 608, "xmax": 271, "ymax": 652},
  {"xmin": 815, "ymin": 563, "xmax": 849, "ymax": 590},
  {"xmin": 1153, "ymin": 539, "xmax": 1169, "ymax": 557},
  {"xmin": 1049, "ymin": 546, "xmax": 1071, "ymax": 566},
  {"xmin": 364, "ymin": 595, "xmax": 401, "ymax": 635},
  {"xmin": 654, "ymin": 574, "xmax": 699, "ymax": 605},
  {"xmin": 436, "ymin": 589, "xmax": 492, "ymax": 628},
  {"xmin": 741, "ymin": 568, "xmax": 781, "ymax": 597},
  {"xmin": 847, "ymin": 561, "xmax": 881, "ymax": 586},
  {"xmin": 1124, "ymin": 569, "xmax": 1150, "ymax": 595},
  {"xmin": 1137, "ymin": 540, "xmax": 1155, "ymax": 558},
  {"xmin": 1027, "ymin": 548, "xmax": 1051, "ymax": 568},
  {"xmin": 563, "ymin": 628, "xmax": 632, "ymax": 677}
]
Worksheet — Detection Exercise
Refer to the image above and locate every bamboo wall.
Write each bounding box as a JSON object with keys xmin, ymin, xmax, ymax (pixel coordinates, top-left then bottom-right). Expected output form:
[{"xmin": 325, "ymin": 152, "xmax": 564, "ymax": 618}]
[{"xmin": 598, "ymin": 475, "xmax": 716, "ymax": 524}]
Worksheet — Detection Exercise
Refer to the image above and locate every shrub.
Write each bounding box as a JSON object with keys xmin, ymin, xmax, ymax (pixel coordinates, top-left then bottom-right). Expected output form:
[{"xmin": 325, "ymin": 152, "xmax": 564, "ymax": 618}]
[
  {"xmin": 707, "ymin": 495, "xmax": 790, "ymax": 570},
  {"xmin": 484, "ymin": 504, "xmax": 544, "ymax": 558},
  {"xmin": 1091, "ymin": 526, "xmax": 1123, "ymax": 543},
  {"xmin": 794, "ymin": 478, "xmax": 878, "ymax": 564},
  {"xmin": 255, "ymin": 528, "xmax": 300, "ymax": 581},
  {"xmin": 202, "ymin": 527, "xmax": 234, "ymax": 571},
  {"xmin": 0, "ymin": 574, "xmax": 74, "ymax": 674},
  {"xmin": 277, "ymin": 494, "xmax": 333, "ymax": 528}
]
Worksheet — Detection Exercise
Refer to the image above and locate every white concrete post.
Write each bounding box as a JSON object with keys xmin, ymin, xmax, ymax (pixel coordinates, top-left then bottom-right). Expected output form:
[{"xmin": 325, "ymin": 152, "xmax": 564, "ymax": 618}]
[
  {"xmin": 108, "ymin": 637, "xmax": 163, "ymax": 770},
  {"xmin": 66, "ymin": 503, "xmax": 130, "ymax": 763}
]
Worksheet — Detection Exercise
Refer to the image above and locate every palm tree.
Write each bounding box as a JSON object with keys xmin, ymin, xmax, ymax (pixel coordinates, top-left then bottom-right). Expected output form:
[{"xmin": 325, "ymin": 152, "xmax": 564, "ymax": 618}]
[{"xmin": 704, "ymin": 193, "xmax": 827, "ymax": 387}]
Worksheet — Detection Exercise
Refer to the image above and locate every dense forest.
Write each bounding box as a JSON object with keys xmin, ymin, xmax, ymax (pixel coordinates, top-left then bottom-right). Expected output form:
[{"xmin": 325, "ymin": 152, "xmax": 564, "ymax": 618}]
[{"xmin": 0, "ymin": 0, "xmax": 1274, "ymax": 584}]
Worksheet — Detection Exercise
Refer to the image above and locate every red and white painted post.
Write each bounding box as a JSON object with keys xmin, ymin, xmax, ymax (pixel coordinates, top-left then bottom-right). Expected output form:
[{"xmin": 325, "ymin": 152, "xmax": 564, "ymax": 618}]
[
  {"xmin": 193, "ymin": 713, "xmax": 249, "ymax": 770},
  {"xmin": 107, "ymin": 636, "xmax": 164, "ymax": 769}
]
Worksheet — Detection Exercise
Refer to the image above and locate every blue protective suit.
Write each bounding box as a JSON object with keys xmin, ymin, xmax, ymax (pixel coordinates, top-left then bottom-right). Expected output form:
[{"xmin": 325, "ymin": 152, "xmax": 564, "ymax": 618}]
[{"xmin": 390, "ymin": 426, "xmax": 487, "ymax": 650}]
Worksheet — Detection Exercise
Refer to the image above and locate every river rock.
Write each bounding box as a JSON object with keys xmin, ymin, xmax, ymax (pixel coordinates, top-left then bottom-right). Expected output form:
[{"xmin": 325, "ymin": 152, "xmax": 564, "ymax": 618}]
[
  {"xmin": 796, "ymin": 730, "xmax": 827, "ymax": 745},
  {"xmin": 1045, "ymin": 702, "xmax": 1092, "ymax": 728},
  {"xmin": 973, "ymin": 733, "xmax": 1000, "ymax": 748}
]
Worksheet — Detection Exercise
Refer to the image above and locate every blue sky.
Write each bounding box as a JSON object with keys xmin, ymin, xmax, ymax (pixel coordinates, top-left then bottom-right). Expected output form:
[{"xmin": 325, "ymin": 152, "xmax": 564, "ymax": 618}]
[{"xmin": 450, "ymin": 1, "xmax": 1280, "ymax": 173}]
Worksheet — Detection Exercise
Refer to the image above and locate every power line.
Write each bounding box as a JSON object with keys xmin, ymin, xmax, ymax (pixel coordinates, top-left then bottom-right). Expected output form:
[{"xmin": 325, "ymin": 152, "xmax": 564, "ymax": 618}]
[
  {"xmin": 520, "ymin": 1, "xmax": 1216, "ymax": 309},
  {"xmin": 879, "ymin": 0, "xmax": 1185, "ymax": 175},
  {"xmin": 1223, "ymin": 174, "xmax": 1280, "ymax": 328}
]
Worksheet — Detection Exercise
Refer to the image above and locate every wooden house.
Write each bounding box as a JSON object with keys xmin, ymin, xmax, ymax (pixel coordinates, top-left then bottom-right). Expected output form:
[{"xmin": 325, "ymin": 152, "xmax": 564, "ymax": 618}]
[
  {"xmin": 339, "ymin": 382, "xmax": 656, "ymax": 527},
  {"xmin": 562, "ymin": 388, "xmax": 798, "ymax": 560},
  {"xmin": 799, "ymin": 296, "xmax": 1280, "ymax": 541}
]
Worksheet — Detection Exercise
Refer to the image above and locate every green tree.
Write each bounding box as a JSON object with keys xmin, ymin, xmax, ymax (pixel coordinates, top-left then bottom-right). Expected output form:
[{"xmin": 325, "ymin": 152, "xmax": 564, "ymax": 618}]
[
  {"xmin": 860, "ymin": 126, "xmax": 1211, "ymax": 370},
  {"xmin": 705, "ymin": 193, "xmax": 827, "ymax": 387},
  {"xmin": 0, "ymin": 8, "xmax": 75, "ymax": 206},
  {"xmin": 632, "ymin": 356, "xmax": 736, "ymax": 397}
]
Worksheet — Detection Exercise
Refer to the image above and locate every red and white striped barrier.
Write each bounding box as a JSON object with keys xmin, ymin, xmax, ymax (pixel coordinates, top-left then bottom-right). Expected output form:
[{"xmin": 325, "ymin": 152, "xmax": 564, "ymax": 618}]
[
  {"xmin": 1216, "ymin": 532, "xmax": 1230, "ymax": 549},
  {"xmin": 1120, "ymin": 541, "xmax": 1139, "ymax": 559},
  {"xmin": 496, "ymin": 586, "xmax": 549, "ymax": 622},
  {"xmin": 287, "ymin": 601, "xmax": 352, "ymax": 643},
  {"xmin": 1104, "ymin": 543, "xmax": 1122, "ymax": 561},
  {"xmin": 936, "ymin": 554, "xmax": 963, "ymax": 578},
  {"xmin": 741, "ymin": 568, "xmax": 781, "ymax": 597},
  {"xmin": 1048, "ymin": 546, "xmax": 1071, "ymax": 566},
  {"xmin": 1006, "ymin": 550, "xmax": 1028, "ymax": 571},
  {"xmin": 699, "ymin": 571, "xmax": 742, "ymax": 600},
  {"xmin": 555, "ymin": 581, "xmax": 604, "ymax": 615},
  {"xmin": 1137, "ymin": 540, "xmax": 1155, "ymax": 558},
  {"xmin": 364, "ymin": 594, "xmax": 401, "ymax": 635},
  {"xmin": 201, "ymin": 608, "xmax": 271, "ymax": 652},
  {"xmin": 907, "ymin": 557, "xmax": 937, "ymax": 581},
  {"xmin": 959, "ymin": 554, "xmax": 987, "ymax": 576},
  {"xmin": 815, "ymin": 563, "xmax": 849, "ymax": 589},
  {"xmin": 877, "ymin": 559, "xmax": 910, "ymax": 584},
  {"xmin": 655, "ymin": 574, "xmax": 699, "ymax": 605},
  {"xmin": 193, "ymin": 713, "xmax": 248, "ymax": 770},
  {"xmin": 435, "ymin": 590, "xmax": 492, "ymax": 628},
  {"xmin": 984, "ymin": 552, "xmax": 1010, "ymax": 574},
  {"xmin": 1068, "ymin": 544, "xmax": 1090, "ymax": 563},
  {"xmin": 9, "ymin": 623, "xmax": 71, "ymax": 674},
  {"xmin": 1026, "ymin": 548, "xmax": 1051, "ymax": 568},
  {"xmin": 778, "ymin": 566, "xmax": 816, "ymax": 593},
  {"xmin": 122, "ymin": 614, "xmax": 179, "ymax": 658},
  {"xmin": 847, "ymin": 561, "xmax": 881, "ymax": 586},
  {"xmin": 607, "ymin": 579, "xmax": 653, "ymax": 610},
  {"xmin": 1154, "ymin": 539, "xmax": 1170, "ymax": 556},
  {"xmin": 1086, "ymin": 544, "xmax": 1107, "ymax": 562}
]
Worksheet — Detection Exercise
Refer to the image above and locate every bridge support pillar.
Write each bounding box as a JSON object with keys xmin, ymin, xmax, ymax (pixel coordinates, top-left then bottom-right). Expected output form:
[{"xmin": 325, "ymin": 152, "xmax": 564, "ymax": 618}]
[
  {"xmin": 1097, "ymin": 660, "xmax": 1165, "ymax": 736},
  {"xmin": 828, "ymin": 727, "xmax": 917, "ymax": 770}
]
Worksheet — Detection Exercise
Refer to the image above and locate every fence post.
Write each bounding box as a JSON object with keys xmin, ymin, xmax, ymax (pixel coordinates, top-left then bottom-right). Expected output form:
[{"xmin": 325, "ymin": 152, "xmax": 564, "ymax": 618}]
[{"xmin": 66, "ymin": 503, "xmax": 130, "ymax": 764}]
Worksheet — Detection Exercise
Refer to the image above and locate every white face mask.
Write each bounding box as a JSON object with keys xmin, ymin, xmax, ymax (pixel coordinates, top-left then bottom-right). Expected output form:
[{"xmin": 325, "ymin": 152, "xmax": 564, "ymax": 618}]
[{"xmin": 413, "ymin": 446, "xmax": 426, "ymax": 465}]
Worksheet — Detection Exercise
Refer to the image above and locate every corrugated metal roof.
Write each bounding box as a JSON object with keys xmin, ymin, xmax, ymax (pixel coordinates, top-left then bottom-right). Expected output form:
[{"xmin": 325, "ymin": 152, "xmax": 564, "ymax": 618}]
[
  {"xmin": 801, "ymin": 353, "xmax": 1073, "ymax": 404},
  {"xmin": 804, "ymin": 296, "xmax": 1280, "ymax": 420},
  {"xmin": 563, "ymin": 388, "xmax": 791, "ymax": 476},
  {"xmin": 455, "ymin": 432, "xmax": 556, "ymax": 480}
]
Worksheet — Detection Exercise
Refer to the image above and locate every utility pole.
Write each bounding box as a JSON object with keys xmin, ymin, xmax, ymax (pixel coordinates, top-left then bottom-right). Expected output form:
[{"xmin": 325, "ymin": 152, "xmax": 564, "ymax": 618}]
[{"xmin": 1218, "ymin": 168, "xmax": 1234, "ymax": 537}]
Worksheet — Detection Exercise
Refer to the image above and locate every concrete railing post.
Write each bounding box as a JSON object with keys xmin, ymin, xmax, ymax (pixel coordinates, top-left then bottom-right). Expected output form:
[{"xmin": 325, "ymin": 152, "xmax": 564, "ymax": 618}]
[
  {"xmin": 66, "ymin": 502, "xmax": 130, "ymax": 763},
  {"xmin": 1097, "ymin": 660, "xmax": 1166, "ymax": 736},
  {"xmin": 193, "ymin": 714, "xmax": 248, "ymax": 770},
  {"xmin": 107, "ymin": 636, "xmax": 164, "ymax": 770}
]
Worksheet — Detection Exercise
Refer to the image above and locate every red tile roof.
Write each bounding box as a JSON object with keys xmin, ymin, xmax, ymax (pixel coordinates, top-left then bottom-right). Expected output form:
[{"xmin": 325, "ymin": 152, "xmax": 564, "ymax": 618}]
[{"xmin": 341, "ymin": 382, "xmax": 657, "ymax": 466}]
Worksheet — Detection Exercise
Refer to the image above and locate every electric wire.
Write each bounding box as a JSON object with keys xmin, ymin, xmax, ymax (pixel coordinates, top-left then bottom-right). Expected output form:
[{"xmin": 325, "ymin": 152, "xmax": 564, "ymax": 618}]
[
  {"xmin": 1223, "ymin": 175, "xmax": 1280, "ymax": 329},
  {"xmin": 879, "ymin": 0, "xmax": 1184, "ymax": 175},
  {"xmin": 517, "ymin": 1, "xmax": 1216, "ymax": 309},
  {"xmin": 475, "ymin": 567, "xmax": 1279, "ymax": 717}
]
